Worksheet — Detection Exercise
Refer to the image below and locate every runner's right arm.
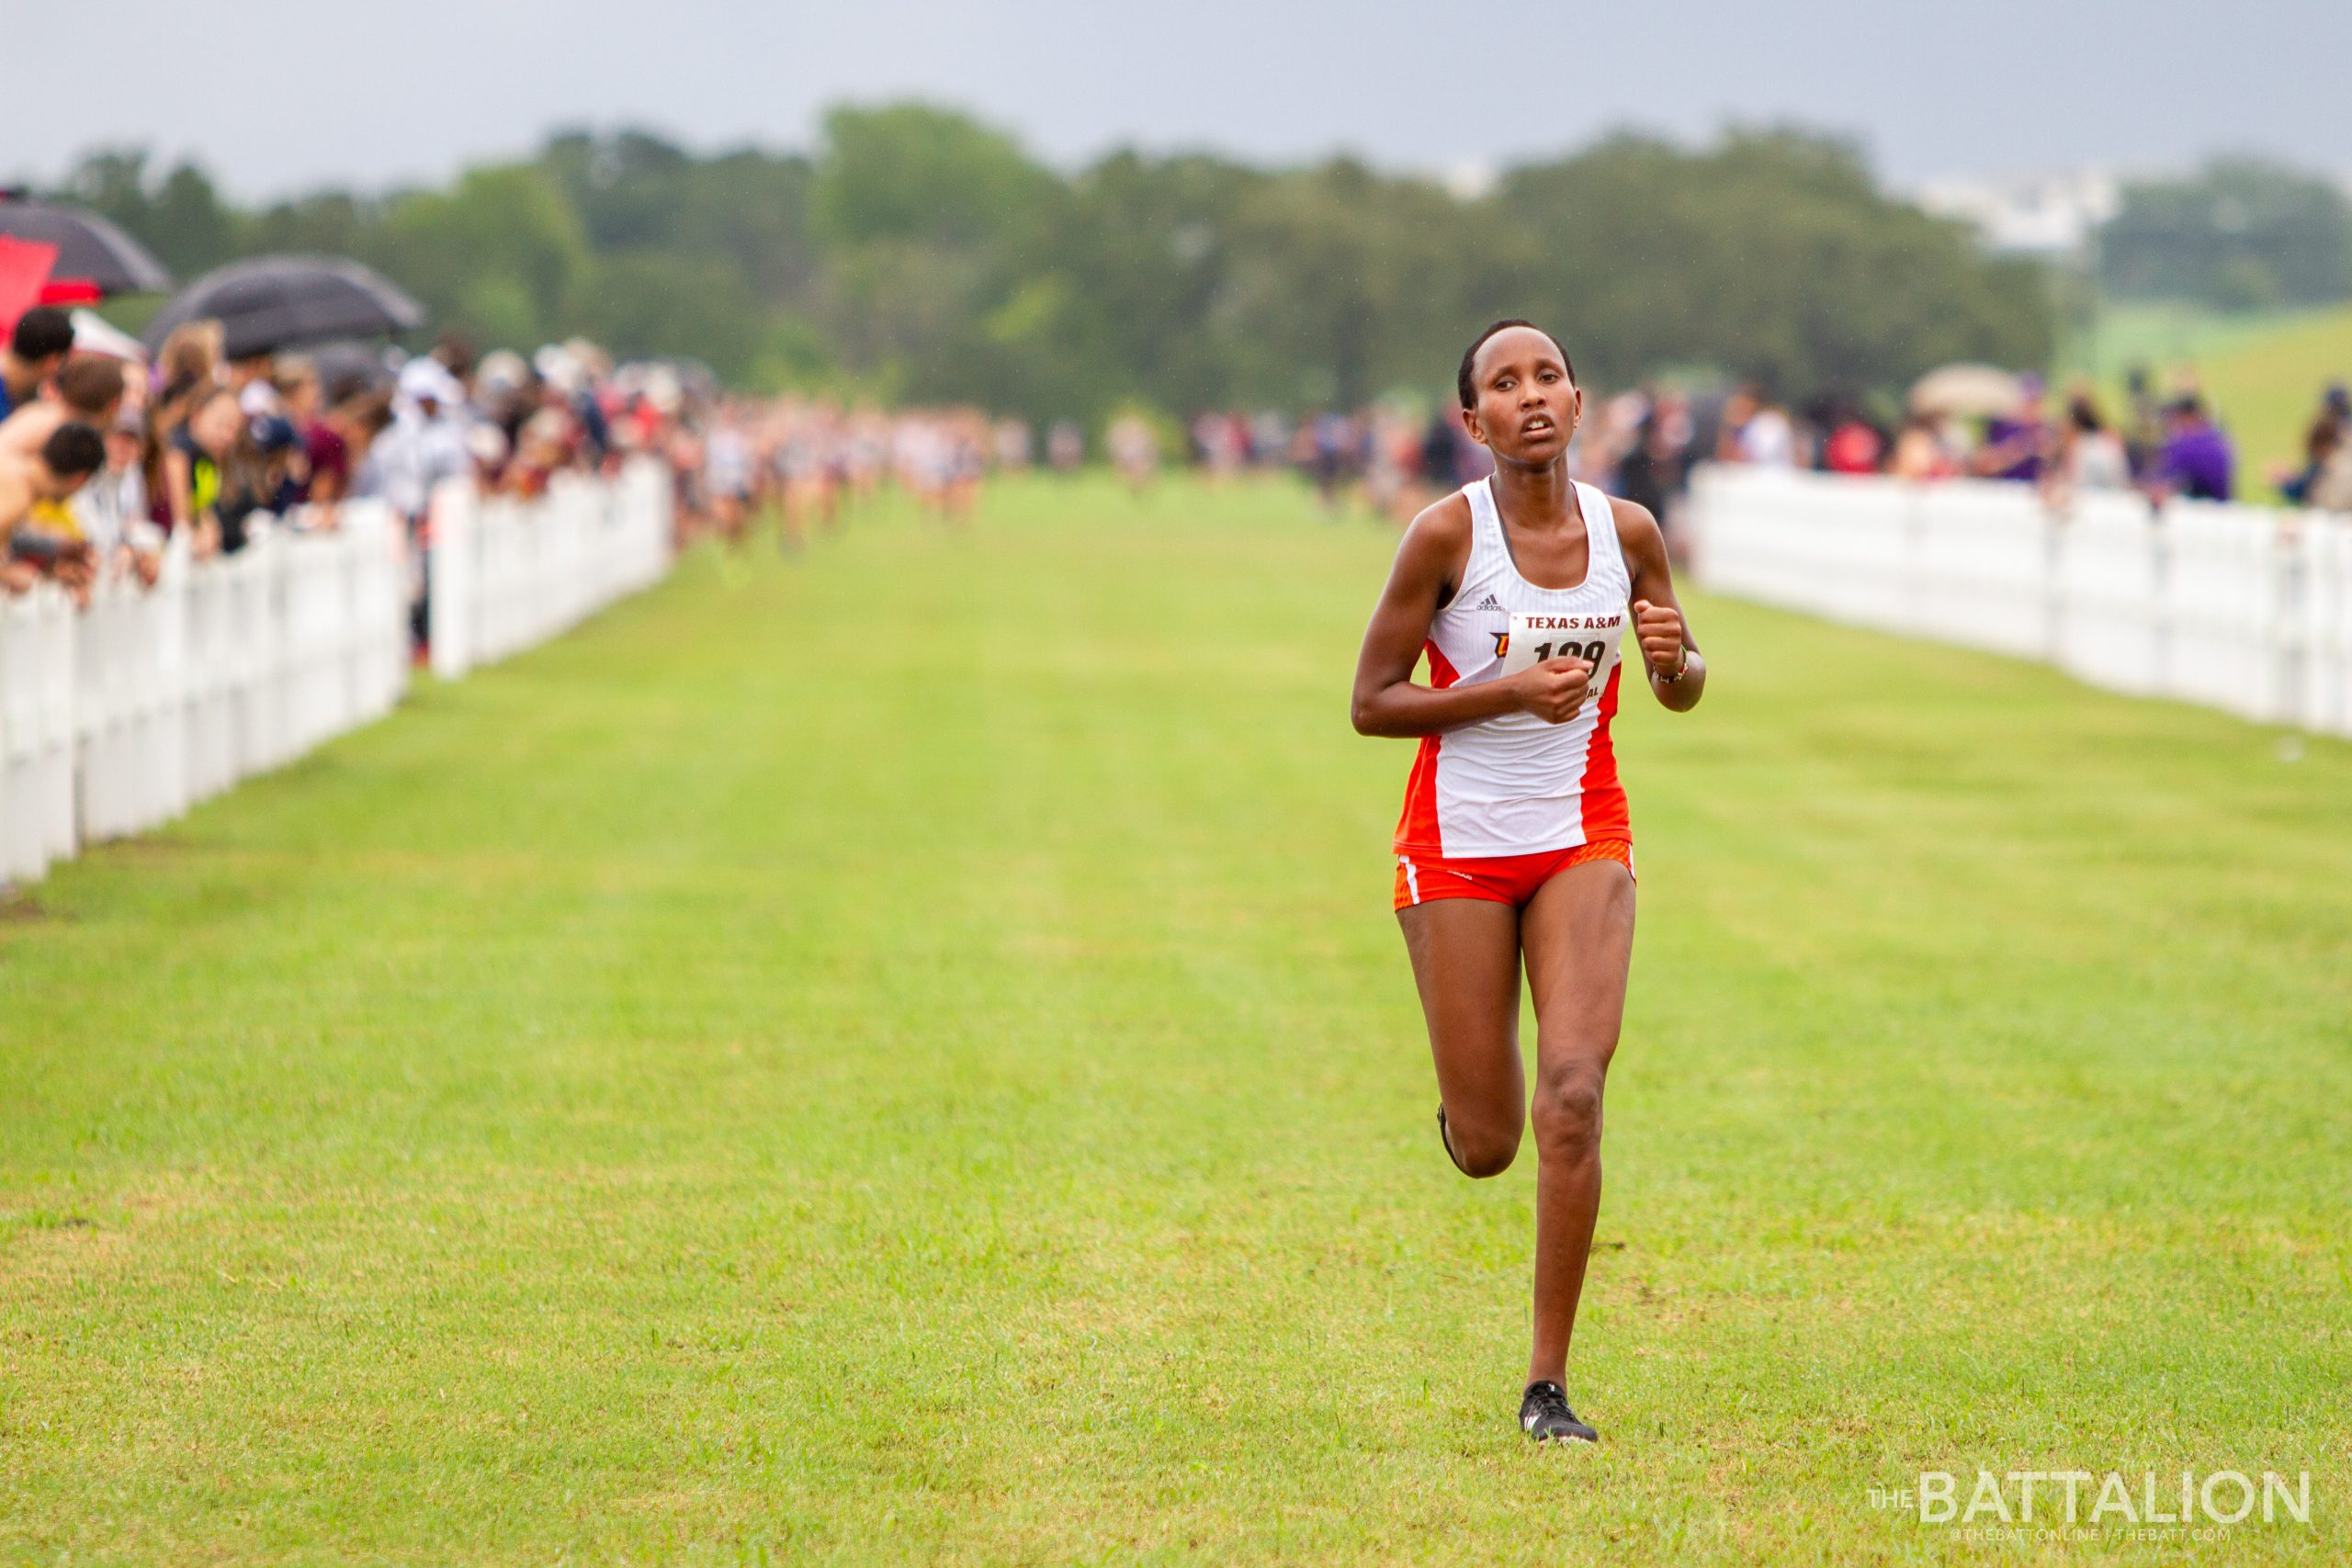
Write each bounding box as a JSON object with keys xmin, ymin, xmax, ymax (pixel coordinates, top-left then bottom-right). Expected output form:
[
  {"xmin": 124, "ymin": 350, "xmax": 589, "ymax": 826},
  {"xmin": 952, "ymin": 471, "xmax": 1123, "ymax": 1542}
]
[{"xmin": 1350, "ymin": 498, "xmax": 1592, "ymax": 737}]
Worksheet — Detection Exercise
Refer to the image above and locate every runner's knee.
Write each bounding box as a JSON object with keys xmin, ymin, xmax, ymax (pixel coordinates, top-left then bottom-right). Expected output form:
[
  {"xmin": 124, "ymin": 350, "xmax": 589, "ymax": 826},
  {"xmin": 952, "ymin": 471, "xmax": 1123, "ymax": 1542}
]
[
  {"xmin": 1531, "ymin": 1067, "xmax": 1604, "ymax": 1163},
  {"xmin": 1448, "ymin": 1114, "xmax": 1521, "ymax": 1179}
]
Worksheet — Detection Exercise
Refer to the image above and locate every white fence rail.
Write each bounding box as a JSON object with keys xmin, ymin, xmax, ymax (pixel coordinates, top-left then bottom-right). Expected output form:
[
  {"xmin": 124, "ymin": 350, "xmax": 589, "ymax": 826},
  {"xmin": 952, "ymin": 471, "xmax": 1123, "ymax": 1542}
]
[
  {"xmin": 1688, "ymin": 466, "xmax": 2352, "ymax": 739},
  {"xmin": 429, "ymin": 459, "xmax": 673, "ymax": 680},
  {"xmin": 2, "ymin": 458, "xmax": 673, "ymax": 887}
]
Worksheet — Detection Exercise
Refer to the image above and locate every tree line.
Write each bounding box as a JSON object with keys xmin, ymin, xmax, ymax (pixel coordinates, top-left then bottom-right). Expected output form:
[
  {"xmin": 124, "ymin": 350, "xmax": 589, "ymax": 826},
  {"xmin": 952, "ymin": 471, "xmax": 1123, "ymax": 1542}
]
[
  {"xmin": 45, "ymin": 106, "xmax": 2054, "ymax": 423},
  {"xmin": 2100, "ymin": 159, "xmax": 2352, "ymax": 313}
]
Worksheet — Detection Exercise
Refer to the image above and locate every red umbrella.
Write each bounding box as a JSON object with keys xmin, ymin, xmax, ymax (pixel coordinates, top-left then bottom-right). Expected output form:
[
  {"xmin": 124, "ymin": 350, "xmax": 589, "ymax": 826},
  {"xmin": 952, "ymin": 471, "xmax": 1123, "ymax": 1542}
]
[
  {"xmin": 0, "ymin": 197, "xmax": 173, "ymax": 301},
  {"xmin": 0, "ymin": 235, "xmax": 58, "ymax": 334}
]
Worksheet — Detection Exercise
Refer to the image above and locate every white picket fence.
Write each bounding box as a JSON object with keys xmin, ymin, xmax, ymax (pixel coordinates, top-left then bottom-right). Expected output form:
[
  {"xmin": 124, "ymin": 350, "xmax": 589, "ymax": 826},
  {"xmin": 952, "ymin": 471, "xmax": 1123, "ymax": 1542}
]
[
  {"xmin": 428, "ymin": 460, "xmax": 673, "ymax": 680},
  {"xmin": 1687, "ymin": 466, "xmax": 2352, "ymax": 738},
  {"xmin": 1, "ymin": 458, "xmax": 673, "ymax": 887}
]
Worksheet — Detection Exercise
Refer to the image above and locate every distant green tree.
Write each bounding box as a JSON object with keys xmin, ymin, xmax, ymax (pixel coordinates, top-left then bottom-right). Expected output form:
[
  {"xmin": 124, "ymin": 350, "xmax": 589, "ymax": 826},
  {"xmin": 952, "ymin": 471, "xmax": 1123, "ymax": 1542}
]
[
  {"xmin": 374, "ymin": 166, "xmax": 591, "ymax": 349},
  {"xmin": 1497, "ymin": 130, "xmax": 2050, "ymax": 396},
  {"xmin": 1044, "ymin": 151, "xmax": 1263, "ymax": 418},
  {"xmin": 2100, "ymin": 159, "xmax": 2352, "ymax": 309},
  {"xmin": 565, "ymin": 251, "xmax": 767, "ymax": 378},
  {"xmin": 809, "ymin": 104, "xmax": 1059, "ymax": 254},
  {"xmin": 806, "ymin": 105, "xmax": 1067, "ymax": 409},
  {"xmin": 1204, "ymin": 160, "xmax": 1468, "ymax": 408},
  {"xmin": 244, "ymin": 193, "xmax": 378, "ymax": 261},
  {"xmin": 38, "ymin": 109, "xmax": 2052, "ymax": 411}
]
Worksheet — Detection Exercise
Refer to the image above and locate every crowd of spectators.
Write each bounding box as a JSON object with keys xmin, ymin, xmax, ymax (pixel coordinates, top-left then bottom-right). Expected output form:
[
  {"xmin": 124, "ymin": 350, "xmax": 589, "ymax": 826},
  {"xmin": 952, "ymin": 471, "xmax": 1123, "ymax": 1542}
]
[
  {"xmin": 17, "ymin": 286, "xmax": 2345, "ymax": 617},
  {"xmin": 0, "ymin": 287, "xmax": 1042, "ymax": 634},
  {"xmin": 1138, "ymin": 360, "xmax": 2351, "ymax": 532},
  {"xmin": 0, "ymin": 305, "xmax": 714, "ymax": 637},
  {"xmin": 2275, "ymin": 386, "xmax": 2352, "ymax": 513},
  {"xmin": 1686, "ymin": 372, "xmax": 2244, "ymax": 511}
]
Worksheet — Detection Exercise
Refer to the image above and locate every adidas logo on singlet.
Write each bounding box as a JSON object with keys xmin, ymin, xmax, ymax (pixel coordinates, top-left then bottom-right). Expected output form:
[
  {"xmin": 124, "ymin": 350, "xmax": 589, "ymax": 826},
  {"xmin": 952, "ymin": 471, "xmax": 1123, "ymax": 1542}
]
[{"xmin": 1475, "ymin": 593, "xmax": 1504, "ymax": 612}]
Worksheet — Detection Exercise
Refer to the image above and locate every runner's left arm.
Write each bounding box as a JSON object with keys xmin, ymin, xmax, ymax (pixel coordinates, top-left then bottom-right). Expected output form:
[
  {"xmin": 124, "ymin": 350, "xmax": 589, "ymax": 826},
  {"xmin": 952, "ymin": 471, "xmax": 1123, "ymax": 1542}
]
[{"xmin": 1613, "ymin": 499, "xmax": 1705, "ymax": 714}]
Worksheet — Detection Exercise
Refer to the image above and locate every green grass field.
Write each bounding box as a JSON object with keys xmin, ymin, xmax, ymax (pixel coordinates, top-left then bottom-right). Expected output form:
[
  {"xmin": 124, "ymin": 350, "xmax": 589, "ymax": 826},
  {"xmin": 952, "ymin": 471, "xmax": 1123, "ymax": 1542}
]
[{"xmin": 5, "ymin": 477, "xmax": 2349, "ymax": 1564}]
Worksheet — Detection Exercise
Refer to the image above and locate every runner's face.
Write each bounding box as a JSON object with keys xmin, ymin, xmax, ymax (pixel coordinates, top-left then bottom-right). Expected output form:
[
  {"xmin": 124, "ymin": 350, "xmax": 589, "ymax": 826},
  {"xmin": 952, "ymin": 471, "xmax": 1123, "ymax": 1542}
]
[{"xmin": 1465, "ymin": 328, "xmax": 1578, "ymax": 464}]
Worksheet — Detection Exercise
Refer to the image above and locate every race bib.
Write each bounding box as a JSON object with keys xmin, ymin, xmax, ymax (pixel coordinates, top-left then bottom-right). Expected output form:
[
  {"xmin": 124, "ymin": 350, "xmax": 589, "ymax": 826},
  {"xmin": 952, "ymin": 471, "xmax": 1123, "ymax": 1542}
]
[{"xmin": 1498, "ymin": 610, "xmax": 1624, "ymax": 678}]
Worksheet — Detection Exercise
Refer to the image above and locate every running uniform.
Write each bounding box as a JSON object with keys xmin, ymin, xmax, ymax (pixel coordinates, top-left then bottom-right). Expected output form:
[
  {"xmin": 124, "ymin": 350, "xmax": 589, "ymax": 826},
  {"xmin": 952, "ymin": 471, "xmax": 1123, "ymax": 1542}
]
[{"xmin": 1393, "ymin": 477, "xmax": 1634, "ymax": 909}]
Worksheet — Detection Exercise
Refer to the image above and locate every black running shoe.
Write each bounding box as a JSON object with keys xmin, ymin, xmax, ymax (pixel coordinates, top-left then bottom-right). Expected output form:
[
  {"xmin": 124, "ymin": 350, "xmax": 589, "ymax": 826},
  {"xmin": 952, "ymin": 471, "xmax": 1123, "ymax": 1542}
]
[
  {"xmin": 1519, "ymin": 1382, "xmax": 1598, "ymax": 1445},
  {"xmin": 1437, "ymin": 1104, "xmax": 1462, "ymax": 1171}
]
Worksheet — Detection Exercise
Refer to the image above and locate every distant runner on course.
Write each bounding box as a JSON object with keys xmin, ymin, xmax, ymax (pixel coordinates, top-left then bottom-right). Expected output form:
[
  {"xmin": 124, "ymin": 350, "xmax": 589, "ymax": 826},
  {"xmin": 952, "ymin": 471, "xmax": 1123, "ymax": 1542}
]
[{"xmin": 1349, "ymin": 320, "xmax": 1707, "ymax": 1446}]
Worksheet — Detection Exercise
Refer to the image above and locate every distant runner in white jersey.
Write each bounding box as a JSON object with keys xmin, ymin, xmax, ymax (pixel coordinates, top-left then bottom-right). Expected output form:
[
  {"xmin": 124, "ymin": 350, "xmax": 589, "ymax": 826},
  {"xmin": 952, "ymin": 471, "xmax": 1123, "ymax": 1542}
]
[{"xmin": 1350, "ymin": 321, "xmax": 1707, "ymax": 1447}]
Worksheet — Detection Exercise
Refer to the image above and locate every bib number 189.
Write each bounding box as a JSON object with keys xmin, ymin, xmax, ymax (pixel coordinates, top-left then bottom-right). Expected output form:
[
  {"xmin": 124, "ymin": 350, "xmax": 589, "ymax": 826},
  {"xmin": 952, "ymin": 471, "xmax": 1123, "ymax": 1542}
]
[{"xmin": 1498, "ymin": 611, "xmax": 1619, "ymax": 678}]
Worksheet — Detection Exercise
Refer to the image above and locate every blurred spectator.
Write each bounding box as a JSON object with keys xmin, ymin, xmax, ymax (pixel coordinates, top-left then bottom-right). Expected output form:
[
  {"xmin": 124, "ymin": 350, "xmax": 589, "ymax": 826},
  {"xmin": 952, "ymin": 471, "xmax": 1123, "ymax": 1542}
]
[
  {"xmin": 0, "ymin": 355, "xmax": 125, "ymax": 462},
  {"xmin": 74, "ymin": 400, "xmax": 160, "ymax": 581},
  {"xmin": 1108, "ymin": 412, "xmax": 1160, "ymax": 497},
  {"xmin": 252, "ymin": 416, "xmax": 308, "ymax": 515},
  {"xmin": 2056, "ymin": 396, "xmax": 2131, "ymax": 491},
  {"xmin": 1046, "ymin": 420, "xmax": 1083, "ymax": 473},
  {"xmin": 153, "ymin": 322, "xmax": 223, "ymax": 407},
  {"xmin": 2120, "ymin": 367, "xmax": 2163, "ymax": 481},
  {"xmin": 1615, "ymin": 405, "xmax": 1684, "ymax": 519},
  {"xmin": 1719, "ymin": 386, "xmax": 1796, "ymax": 467},
  {"xmin": 1, "ymin": 423, "xmax": 106, "ymax": 601},
  {"xmin": 145, "ymin": 321, "xmax": 224, "ymax": 536},
  {"xmin": 1820, "ymin": 402, "xmax": 1885, "ymax": 475},
  {"xmin": 0, "ymin": 307, "xmax": 75, "ymax": 421},
  {"xmin": 1306, "ymin": 410, "xmax": 1357, "ymax": 510},
  {"xmin": 309, "ymin": 389, "xmax": 393, "ymax": 513},
  {"xmin": 2275, "ymin": 388, "xmax": 2348, "ymax": 507},
  {"xmin": 2151, "ymin": 396, "xmax": 2234, "ymax": 503},
  {"xmin": 2299, "ymin": 422, "xmax": 2352, "ymax": 512},
  {"xmin": 228, "ymin": 353, "xmax": 281, "ymax": 419},
  {"xmin": 1973, "ymin": 375, "xmax": 2049, "ymax": 481},
  {"xmin": 993, "ymin": 417, "xmax": 1033, "ymax": 470},
  {"xmin": 171, "ymin": 386, "xmax": 267, "ymax": 555},
  {"xmin": 1885, "ymin": 415, "xmax": 1955, "ymax": 479},
  {"xmin": 277, "ymin": 361, "xmax": 331, "ymax": 502},
  {"xmin": 368, "ymin": 358, "xmax": 472, "ymax": 522}
]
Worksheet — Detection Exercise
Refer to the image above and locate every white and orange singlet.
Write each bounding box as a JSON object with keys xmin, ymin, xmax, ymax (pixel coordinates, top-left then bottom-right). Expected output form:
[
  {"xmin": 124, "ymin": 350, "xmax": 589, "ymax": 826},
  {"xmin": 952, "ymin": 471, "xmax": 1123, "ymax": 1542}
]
[{"xmin": 1393, "ymin": 476, "xmax": 1632, "ymax": 882}]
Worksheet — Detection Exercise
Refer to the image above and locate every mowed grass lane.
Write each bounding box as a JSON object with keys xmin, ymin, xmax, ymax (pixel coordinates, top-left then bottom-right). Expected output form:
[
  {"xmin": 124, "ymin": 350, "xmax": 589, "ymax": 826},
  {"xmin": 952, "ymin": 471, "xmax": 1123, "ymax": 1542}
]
[{"xmin": 4, "ymin": 475, "xmax": 2348, "ymax": 1564}]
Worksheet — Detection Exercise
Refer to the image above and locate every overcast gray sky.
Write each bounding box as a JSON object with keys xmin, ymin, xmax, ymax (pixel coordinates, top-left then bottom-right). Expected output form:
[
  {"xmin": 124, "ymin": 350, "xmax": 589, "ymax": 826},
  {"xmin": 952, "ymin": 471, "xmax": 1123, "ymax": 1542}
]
[{"xmin": 7, "ymin": 0, "xmax": 2339, "ymax": 197}]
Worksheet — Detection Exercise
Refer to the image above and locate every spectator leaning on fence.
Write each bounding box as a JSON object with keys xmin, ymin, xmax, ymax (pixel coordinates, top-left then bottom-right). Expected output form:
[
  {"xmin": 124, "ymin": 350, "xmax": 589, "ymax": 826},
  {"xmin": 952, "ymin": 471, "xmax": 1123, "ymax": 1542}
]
[
  {"xmin": 74, "ymin": 398, "xmax": 162, "ymax": 585},
  {"xmin": 2296, "ymin": 419, "xmax": 2352, "ymax": 513},
  {"xmin": 1, "ymin": 423, "xmax": 107, "ymax": 600},
  {"xmin": 147, "ymin": 321, "xmax": 224, "ymax": 537},
  {"xmin": 1973, "ymin": 375, "xmax": 2051, "ymax": 482},
  {"xmin": 368, "ymin": 359, "xmax": 472, "ymax": 524},
  {"xmin": 2275, "ymin": 387, "xmax": 2348, "ymax": 508},
  {"xmin": 0, "ymin": 307, "xmax": 76, "ymax": 422},
  {"xmin": 228, "ymin": 353, "xmax": 281, "ymax": 420},
  {"xmin": 0, "ymin": 355, "xmax": 126, "ymax": 464},
  {"xmin": 2152, "ymin": 395, "xmax": 2234, "ymax": 504},
  {"xmin": 168, "ymin": 387, "xmax": 251, "ymax": 556},
  {"xmin": 2055, "ymin": 396, "xmax": 2131, "ymax": 494}
]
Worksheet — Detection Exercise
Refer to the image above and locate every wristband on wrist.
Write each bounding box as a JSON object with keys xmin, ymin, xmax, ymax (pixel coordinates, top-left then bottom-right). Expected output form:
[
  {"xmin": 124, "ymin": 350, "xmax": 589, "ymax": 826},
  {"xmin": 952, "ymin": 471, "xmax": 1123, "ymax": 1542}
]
[{"xmin": 1655, "ymin": 648, "xmax": 1690, "ymax": 683}]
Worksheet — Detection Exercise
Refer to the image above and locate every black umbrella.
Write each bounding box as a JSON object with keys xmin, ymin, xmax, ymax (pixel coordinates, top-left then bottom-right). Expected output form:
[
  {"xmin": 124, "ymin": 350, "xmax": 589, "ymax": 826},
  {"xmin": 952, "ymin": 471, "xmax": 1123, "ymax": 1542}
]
[
  {"xmin": 0, "ymin": 198, "xmax": 173, "ymax": 298},
  {"xmin": 142, "ymin": 254, "xmax": 424, "ymax": 359}
]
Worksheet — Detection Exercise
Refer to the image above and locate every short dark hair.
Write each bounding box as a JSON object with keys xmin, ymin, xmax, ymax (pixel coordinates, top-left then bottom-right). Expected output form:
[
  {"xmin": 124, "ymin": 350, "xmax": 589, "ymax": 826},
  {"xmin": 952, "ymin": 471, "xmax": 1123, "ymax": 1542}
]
[
  {"xmin": 56, "ymin": 356, "xmax": 126, "ymax": 418},
  {"xmin": 40, "ymin": 421, "xmax": 106, "ymax": 481},
  {"xmin": 1457, "ymin": 319, "xmax": 1576, "ymax": 409},
  {"xmin": 10, "ymin": 307, "xmax": 75, "ymax": 363}
]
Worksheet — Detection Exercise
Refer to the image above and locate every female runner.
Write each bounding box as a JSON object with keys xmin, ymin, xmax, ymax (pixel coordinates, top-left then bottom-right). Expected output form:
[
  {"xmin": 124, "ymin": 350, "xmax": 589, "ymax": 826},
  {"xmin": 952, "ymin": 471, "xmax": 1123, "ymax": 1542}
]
[{"xmin": 1350, "ymin": 321, "xmax": 1705, "ymax": 1445}]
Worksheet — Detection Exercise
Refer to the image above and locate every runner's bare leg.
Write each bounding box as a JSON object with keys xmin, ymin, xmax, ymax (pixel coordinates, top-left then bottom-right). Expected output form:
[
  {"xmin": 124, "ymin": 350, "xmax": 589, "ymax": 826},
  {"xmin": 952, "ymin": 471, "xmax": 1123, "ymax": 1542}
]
[
  {"xmin": 1516, "ymin": 859, "xmax": 1635, "ymax": 1387},
  {"xmin": 1396, "ymin": 898, "xmax": 1524, "ymax": 1178}
]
